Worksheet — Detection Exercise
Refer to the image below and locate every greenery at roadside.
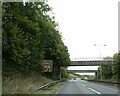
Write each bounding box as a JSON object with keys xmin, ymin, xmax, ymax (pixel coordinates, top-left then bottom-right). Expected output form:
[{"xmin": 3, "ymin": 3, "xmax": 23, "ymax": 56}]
[
  {"xmin": 2, "ymin": 1, "xmax": 71, "ymax": 94},
  {"xmin": 2, "ymin": 1, "xmax": 71, "ymax": 79},
  {"xmin": 81, "ymin": 75, "xmax": 95, "ymax": 80},
  {"xmin": 2, "ymin": 72, "xmax": 53, "ymax": 94},
  {"xmin": 68, "ymin": 73, "xmax": 81, "ymax": 79},
  {"xmin": 96, "ymin": 52, "xmax": 120, "ymax": 81}
]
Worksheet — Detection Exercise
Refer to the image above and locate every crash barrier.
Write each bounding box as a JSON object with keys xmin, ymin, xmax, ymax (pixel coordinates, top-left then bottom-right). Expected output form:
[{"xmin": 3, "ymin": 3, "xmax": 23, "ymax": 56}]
[
  {"xmin": 81, "ymin": 79, "xmax": 120, "ymax": 87},
  {"xmin": 35, "ymin": 79, "xmax": 65, "ymax": 91}
]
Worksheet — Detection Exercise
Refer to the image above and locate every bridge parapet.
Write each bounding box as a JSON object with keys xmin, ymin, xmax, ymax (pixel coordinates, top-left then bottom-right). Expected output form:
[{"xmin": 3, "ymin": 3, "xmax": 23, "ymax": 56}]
[{"xmin": 70, "ymin": 57, "xmax": 114, "ymax": 61}]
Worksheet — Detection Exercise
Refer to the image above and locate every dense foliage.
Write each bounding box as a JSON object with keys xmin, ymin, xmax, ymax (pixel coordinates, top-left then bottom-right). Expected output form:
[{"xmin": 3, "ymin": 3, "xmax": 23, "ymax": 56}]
[
  {"xmin": 2, "ymin": 2, "xmax": 71, "ymax": 79},
  {"xmin": 96, "ymin": 53, "xmax": 120, "ymax": 81}
]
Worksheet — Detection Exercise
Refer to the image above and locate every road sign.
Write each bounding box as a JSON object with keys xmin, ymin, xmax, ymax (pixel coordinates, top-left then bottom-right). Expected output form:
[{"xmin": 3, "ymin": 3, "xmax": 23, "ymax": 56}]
[{"xmin": 41, "ymin": 60, "xmax": 53, "ymax": 72}]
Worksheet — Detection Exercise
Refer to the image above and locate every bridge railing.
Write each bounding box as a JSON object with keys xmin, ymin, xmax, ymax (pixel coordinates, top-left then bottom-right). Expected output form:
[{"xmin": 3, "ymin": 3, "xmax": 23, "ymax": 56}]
[{"xmin": 70, "ymin": 57, "xmax": 114, "ymax": 61}]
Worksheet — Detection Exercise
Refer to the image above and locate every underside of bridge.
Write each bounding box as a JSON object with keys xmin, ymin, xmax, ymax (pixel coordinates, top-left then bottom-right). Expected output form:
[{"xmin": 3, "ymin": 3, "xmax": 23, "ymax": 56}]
[{"xmin": 68, "ymin": 70, "xmax": 97, "ymax": 73}]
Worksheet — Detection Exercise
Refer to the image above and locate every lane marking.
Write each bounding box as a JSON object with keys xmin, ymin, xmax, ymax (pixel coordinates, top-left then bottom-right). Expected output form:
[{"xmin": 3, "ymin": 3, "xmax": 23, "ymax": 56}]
[
  {"xmin": 81, "ymin": 84, "xmax": 86, "ymax": 87},
  {"xmin": 88, "ymin": 87, "xmax": 101, "ymax": 94}
]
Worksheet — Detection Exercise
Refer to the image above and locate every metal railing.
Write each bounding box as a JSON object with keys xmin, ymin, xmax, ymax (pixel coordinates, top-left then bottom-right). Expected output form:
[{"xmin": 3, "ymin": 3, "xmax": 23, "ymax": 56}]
[
  {"xmin": 70, "ymin": 57, "xmax": 114, "ymax": 61},
  {"xmin": 35, "ymin": 79, "xmax": 65, "ymax": 91},
  {"xmin": 28, "ymin": 79, "xmax": 65, "ymax": 93},
  {"xmin": 81, "ymin": 79, "xmax": 120, "ymax": 87}
]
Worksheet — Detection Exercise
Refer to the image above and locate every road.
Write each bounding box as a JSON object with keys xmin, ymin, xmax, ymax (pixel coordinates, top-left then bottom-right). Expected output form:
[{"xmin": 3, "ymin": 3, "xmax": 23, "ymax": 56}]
[{"xmin": 55, "ymin": 78, "xmax": 119, "ymax": 94}]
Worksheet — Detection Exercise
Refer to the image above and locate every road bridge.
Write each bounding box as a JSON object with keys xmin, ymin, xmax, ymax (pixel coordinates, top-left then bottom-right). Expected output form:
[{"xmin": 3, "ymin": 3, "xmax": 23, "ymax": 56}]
[
  {"xmin": 70, "ymin": 60, "xmax": 115, "ymax": 66},
  {"xmin": 68, "ymin": 57, "xmax": 116, "ymax": 74},
  {"xmin": 70, "ymin": 57, "xmax": 115, "ymax": 66}
]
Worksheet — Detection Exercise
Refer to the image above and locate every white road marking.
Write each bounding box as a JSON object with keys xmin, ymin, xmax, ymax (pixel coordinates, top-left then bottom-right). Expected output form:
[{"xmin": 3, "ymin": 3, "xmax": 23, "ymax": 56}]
[
  {"xmin": 81, "ymin": 84, "xmax": 86, "ymax": 87},
  {"xmin": 88, "ymin": 87, "xmax": 101, "ymax": 94}
]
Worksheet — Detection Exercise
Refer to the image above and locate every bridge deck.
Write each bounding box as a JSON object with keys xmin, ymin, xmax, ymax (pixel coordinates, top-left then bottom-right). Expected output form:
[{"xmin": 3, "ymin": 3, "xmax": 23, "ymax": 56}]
[{"xmin": 70, "ymin": 60, "xmax": 115, "ymax": 66}]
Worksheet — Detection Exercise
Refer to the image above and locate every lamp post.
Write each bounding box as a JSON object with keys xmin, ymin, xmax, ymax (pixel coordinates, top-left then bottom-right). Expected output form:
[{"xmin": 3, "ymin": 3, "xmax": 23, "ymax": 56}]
[{"xmin": 94, "ymin": 44, "xmax": 107, "ymax": 80}]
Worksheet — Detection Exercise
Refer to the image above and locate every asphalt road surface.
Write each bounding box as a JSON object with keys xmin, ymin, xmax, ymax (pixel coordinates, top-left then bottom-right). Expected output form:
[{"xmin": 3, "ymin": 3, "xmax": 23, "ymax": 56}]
[{"xmin": 55, "ymin": 78, "xmax": 119, "ymax": 94}]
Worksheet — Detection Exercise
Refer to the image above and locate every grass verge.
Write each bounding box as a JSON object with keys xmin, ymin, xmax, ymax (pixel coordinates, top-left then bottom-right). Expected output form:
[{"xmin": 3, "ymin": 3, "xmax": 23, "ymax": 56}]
[{"xmin": 2, "ymin": 72, "xmax": 53, "ymax": 94}]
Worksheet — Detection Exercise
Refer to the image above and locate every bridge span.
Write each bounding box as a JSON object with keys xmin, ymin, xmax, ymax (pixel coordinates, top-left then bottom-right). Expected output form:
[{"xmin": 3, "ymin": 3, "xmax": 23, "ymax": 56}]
[
  {"xmin": 70, "ymin": 57, "xmax": 115, "ymax": 66},
  {"xmin": 68, "ymin": 57, "xmax": 116, "ymax": 74},
  {"xmin": 70, "ymin": 60, "xmax": 115, "ymax": 66}
]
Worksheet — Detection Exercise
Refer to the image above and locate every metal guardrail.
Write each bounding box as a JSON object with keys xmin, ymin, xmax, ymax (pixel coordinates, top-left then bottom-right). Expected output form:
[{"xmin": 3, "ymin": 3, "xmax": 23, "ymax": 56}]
[
  {"xmin": 35, "ymin": 79, "xmax": 65, "ymax": 91},
  {"xmin": 96, "ymin": 80, "xmax": 120, "ymax": 86},
  {"xmin": 81, "ymin": 79, "xmax": 120, "ymax": 87}
]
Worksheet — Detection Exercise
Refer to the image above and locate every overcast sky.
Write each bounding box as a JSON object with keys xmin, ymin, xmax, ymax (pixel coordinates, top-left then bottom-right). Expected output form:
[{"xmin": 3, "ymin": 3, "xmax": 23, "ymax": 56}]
[
  {"xmin": 47, "ymin": 0, "xmax": 119, "ymax": 75},
  {"xmin": 48, "ymin": 0, "xmax": 119, "ymax": 59}
]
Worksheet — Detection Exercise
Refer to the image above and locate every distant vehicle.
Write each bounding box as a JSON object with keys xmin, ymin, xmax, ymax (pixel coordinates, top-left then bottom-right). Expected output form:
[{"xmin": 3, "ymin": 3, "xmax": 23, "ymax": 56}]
[{"xmin": 73, "ymin": 78, "xmax": 76, "ymax": 80}]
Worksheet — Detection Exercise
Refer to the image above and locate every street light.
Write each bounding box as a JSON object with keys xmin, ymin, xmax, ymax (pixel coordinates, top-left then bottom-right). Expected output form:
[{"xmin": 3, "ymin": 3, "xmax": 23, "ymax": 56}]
[{"xmin": 94, "ymin": 44, "xmax": 107, "ymax": 80}]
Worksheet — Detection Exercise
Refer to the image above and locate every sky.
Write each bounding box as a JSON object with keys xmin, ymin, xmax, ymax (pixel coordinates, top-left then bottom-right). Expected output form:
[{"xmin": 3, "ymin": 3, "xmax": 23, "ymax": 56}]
[
  {"xmin": 47, "ymin": 0, "xmax": 119, "ymax": 75},
  {"xmin": 47, "ymin": 0, "xmax": 118, "ymax": 59}
]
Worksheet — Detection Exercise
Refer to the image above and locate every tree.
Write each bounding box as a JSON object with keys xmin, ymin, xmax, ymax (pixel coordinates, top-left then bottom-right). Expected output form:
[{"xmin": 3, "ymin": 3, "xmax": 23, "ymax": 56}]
[
  {"xmin": 102, "ymin": 57, "xmax": 113, "ymax": 80},
  {"xmin": 97, "ymin": 54, "xmax": 120, "ymax": 81},
  {"xmin": 2, "ymin": 1, "xmax": 71, "ymax": 79},
  {"xmin": 113, "ymin": 53, "xmax": 120, "ymax": 81},
  {"xmin": 97, "ymin": 56, "xmax": 113, "ymax": 80}
]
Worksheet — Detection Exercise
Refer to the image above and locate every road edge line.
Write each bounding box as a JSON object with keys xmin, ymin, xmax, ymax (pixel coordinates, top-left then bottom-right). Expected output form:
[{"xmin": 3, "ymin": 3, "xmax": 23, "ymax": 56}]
[
  {"xmin": 81, "ymin": 84, "xmax": 86, "ymax": 87},
  {"xmin": 54, "ymin": 81, "xmax": 66, "ymax": 94}
]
